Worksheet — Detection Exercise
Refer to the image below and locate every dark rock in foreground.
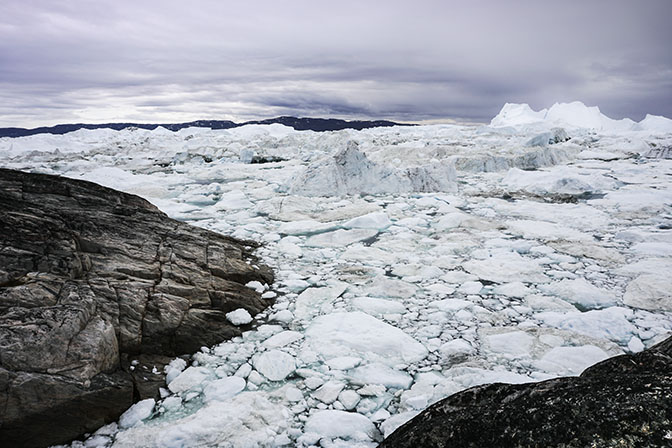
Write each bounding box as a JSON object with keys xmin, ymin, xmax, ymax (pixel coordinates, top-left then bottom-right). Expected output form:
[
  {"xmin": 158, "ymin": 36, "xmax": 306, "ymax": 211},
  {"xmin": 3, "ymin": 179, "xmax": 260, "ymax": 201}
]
[
  {"xmin": 380, "ymin": 335, "xmax": 672, "ymax": 448},
  {"xmin": 0, "ymin": 168, "xmax": 274, "ymax": 447}
]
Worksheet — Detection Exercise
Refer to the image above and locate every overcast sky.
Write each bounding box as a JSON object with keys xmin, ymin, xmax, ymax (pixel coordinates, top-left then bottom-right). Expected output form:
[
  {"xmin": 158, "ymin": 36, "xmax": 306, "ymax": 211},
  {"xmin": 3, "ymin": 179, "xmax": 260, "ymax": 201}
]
[{"xmin": 1, "ymin": 0, "xmax": 671, "ymax": 127}]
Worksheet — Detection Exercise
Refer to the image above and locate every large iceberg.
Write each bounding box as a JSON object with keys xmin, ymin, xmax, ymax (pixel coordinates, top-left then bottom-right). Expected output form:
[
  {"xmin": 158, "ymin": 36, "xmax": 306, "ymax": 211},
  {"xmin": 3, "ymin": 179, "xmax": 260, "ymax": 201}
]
[
  {"xmin": 288, "ymin": 141, "xmax": 457, "ymax": 196},
  {"xmin": 490, "ymin": 101, "xmax": 672, "ymax": 133}
]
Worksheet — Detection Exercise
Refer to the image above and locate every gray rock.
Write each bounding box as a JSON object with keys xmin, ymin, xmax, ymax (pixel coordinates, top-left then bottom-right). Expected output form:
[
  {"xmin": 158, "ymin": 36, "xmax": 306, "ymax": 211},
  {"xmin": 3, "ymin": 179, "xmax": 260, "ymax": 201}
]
[
  {"xmin": 0, "ymin": 168, "xmax": 273, "ymax": 447},
  {"xmin": 380, "ymin": 335, "xmax": 672, "ymax": 448}
]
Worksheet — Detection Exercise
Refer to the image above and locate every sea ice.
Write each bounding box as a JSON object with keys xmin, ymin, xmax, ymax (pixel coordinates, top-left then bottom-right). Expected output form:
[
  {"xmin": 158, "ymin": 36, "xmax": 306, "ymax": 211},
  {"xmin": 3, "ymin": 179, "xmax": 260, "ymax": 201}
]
[
  {"xmin": 351, "ymin": 297, "xmax": 407, "ymax": 316},
  {"xmin": 539, "ymin": 278, "xmax": 617, "ymax": 309},
  {"xmin": 112, "ymin": 392, "xmax": 289, "ymax": 448},
  {"xmin": 303, "ymin": 410, "xmax": 378, "ymax": 442},
  {"xmin": 253, "ymin": 349, "xmax": 296, "ymax": 381},
  {"xmin": 534, "ymin": 345, "xmax": 610, "ymax": 375},
  {"xmin": 463, "ymin": 251, "xmax": 549, "ymax": 283},
  {"xmin": 343, "ymin": 212, "xmax": 392, "ymax": 230},
  {"xmin": 225, "ymin": 308, "xmax": 253, "ymax": 325},
  {"xmin": 203, "ymin": 376, "xmax": 246, "ymax": 402},
  {"xmin": 623, "ymin": 274, "xmax": 672, "ymax": 311},
  {"xmin": 347, "ymin": 363, "xmax": 413, "ymax": 389},
  {"xmin": 304, "ymin": 312, "xmax": 428, "ymax": 365},
  {"xmin": 118, "ymin": 399, "xmax": 155, "ymax": 429}
]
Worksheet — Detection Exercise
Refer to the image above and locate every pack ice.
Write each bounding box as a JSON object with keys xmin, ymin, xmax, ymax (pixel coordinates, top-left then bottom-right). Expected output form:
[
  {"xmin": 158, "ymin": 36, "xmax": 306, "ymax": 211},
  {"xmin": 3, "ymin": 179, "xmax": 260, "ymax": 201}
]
[{"xmin": 5, "ymin": 101, "xmax": 671, "ymax": 447}]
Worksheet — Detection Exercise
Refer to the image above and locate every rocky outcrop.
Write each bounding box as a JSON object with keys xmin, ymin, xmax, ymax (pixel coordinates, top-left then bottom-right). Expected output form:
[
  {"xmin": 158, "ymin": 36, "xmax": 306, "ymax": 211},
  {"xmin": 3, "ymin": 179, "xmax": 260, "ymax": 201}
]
[
  {"xmin": 0, "ymin": 168, "xmax": 274, "ymax": 447},
  {"xmin": 380, "ymin": 335, "xmax": 672, "ymax": 448}
]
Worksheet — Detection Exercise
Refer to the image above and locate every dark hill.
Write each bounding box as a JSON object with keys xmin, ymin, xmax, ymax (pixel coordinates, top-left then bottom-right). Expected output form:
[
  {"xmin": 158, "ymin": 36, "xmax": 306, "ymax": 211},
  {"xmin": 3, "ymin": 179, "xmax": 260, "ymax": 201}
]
[{"xmin": 0, "ymin": 117, "xmax": 411, "ymax": 138}]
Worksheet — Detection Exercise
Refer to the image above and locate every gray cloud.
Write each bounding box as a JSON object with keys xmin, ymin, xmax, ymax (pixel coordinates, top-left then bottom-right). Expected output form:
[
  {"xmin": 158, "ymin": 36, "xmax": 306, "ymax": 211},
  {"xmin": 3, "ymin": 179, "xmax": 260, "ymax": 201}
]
[{"xmin": 1, "ymin": 0, "xmax": 671, "ymax": 126}]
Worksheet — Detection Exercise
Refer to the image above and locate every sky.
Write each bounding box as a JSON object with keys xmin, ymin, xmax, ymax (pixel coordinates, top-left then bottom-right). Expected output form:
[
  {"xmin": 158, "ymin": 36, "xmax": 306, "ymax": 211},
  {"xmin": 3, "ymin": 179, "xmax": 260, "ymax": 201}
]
[{"xmin": 1, "ymin": 0, "xmax": 671, "ymax": 127}]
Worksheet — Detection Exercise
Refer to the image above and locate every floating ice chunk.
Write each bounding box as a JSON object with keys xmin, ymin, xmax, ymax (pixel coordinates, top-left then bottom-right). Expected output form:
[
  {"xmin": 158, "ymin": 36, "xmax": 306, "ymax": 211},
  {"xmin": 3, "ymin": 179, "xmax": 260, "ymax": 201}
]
[
  {"xmin": 343, "ymin": 212, "xmax": 392, "ymax": 230},
  {"xmin": 380, "ymin": 411, "xmax": 421, "ymax": 438},
  {"xmin": 338, "ymin": 390, "xmax": 361, "ymax": 410},
  {"xmin": 341, "ymin": 245, "xmax": 397, "ymax": 265},
  {"xmin": 628, "ymin": 336, "xmax": 645, "ymax": 353},
  {"xmin": 164, "ymin": 358, "xmax": 187, "ymax": 385},
  {"xmin": 457, "ymin": 281, "xmax": 483, "ymax": 295},
  {"xmin": 304, "ymin": 410, "xmax": 378, "ymax": 442},
  {"xmin": 535, "ymin": 345, "xmax": 610, "ymax": 375},
  {"xmin": 623, "ymin": 274, "xmax": 672, "ymax": 311},
  {"xmin": 440, "ymin": 271, "xmax": 478, "ymax": 283},
  {"xmin": 113, "ymin": 392, "xmax": 289, "ymax": 448},
  {"xmin": 213, "ymin": 190, "xmax": 253, "ymax": 210},
  {"xmin": 253, "ymin": 349, "xmax": 296, "ymax": 381},
  {"xmin": 284, "ymin": 277, "xmax": 310, "ymax": 293},
  {"xmin": 525, "ymin": 128, "xmax": 570, "ymax": 147},
  {"xmin": 486, "ymin": 331, "xmax": 534, "ymax": 356},
  {"xmin": 463, "ymin": 251, "xmax": 549, "ymax": 283},
  {"xmin": 493, "ymin": 281, "xmax": 531, "ymax": 298},
  {"xmin": 540, "ymin": 278, "xmax": 617, "ymax": 310},
  {"xmin": 306, "ymin": 228, "xmax": 378, "ymax": 247},
  {"xmin": 576, "ymin": 149, "xmax": 625, "ymax": 161},
  {"xmin": 277, "ymin": 220, "xmax": 338, "ymax": 236},
  {"xmin": 277, "ymin": 237, "xmax": 303, "ymax": 258},
  {"xmin": 525, "ymin": 294, "xmax": 577, "ymax": 311},
  {"xmin": 118, "ymin": 399, "xmax": 155, "ymax": 429},
  {"xmin": 434, "ymin": 211, "xmax": 469, "ymax": 230},
  {"xmin": 366, "ymin": 276, "xmax": 417, "ymax": 298},
  {"xmin": 167, "ymin": 366, "xmax": 214, "ymax": 394},
  {"xmin": 226, "ymin": 308, "xmax": 253, "ymax": 325},
  {"xmin": 439, "ymin": 339, "xmax": 475, "ymax": 361},
  {"xmin": 312, "ymin": 381, "xmax": 346, "ymax": 404},
  {"xmin": 294, "ymin": 283, "xmax": 348, "ymax": 320},
  {"xmin": 347, "ymin": 363, "xmax": 413, "ymax": 389},
  {"xmin": 326, "ymin": 356, "xmax": 362, "ymax": 370},
  {"xmin": 285, "ymin": 385, "xmax": 304, "ymax": 402},
  {"xmin": 429, "ymin": 298, "xmax": 473, "ymax": 312},
  {"xmin": 304, "ymin": 312, "xmax": 428, "ymax": 366},
  {"xmin": 351, "ymin": 297, "xmax": 406, "ymax": 316},
  {"xmin": 503, "ymin": 167, "xmax": 618, "ymax": 197},
  {"xmin": 262, "ymin": 330, "xmax": 304, "ymax": 349},
  {"xmin": 537, "ymin": 307, "xmax": 637, "ymax": 344},
  {"xmin": 234, "ymin": 363, "xmax": 252, "ymax": 378},
  {"xmin": 203, "ymin": 376, "xmax": 246, "ymax": 402},
  {"xmin": 289, "ymin": 141, "xmax": 457, "ymax": 196},
  {"xmin": 304, "ymin": 377, "xmax": 325, "ymax": 390},
  {"xmin": 632, "ymin": 242, "xmax": 672, "ymax": 257},
  {"xmin": 269, "ymin": 310, "xmax": 294, "ymax": 323},
  {"xmin": 424, "ymin": 283, "xmax": 456, "ymax": 296},
  {"xmin": 506, "ymin": 219, "xmax": 591, "ymax": 242}
]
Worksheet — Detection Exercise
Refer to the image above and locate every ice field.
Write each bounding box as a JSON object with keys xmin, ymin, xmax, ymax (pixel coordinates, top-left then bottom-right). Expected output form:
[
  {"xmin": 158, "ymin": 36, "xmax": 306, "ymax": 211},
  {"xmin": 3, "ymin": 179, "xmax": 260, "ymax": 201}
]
[{"xmin": 2, "ymin": 102, "xmax": 672, "ymax": 447}]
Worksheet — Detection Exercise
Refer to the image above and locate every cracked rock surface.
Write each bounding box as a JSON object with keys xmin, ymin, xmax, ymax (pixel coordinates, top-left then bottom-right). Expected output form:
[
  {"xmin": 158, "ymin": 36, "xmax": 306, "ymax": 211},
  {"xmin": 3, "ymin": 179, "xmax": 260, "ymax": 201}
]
[
  {"xmin": 0, "ymin": 168, "xmax": 273, "ymax": 447},
  {"xmin": 380, "ymin": 335, "xmax": 672, "ymax": 448}
]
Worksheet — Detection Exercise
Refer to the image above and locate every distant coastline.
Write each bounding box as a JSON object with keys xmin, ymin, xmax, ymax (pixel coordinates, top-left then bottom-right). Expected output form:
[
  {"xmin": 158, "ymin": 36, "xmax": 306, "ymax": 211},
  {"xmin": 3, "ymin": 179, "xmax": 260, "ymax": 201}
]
[{"xmin": 0, "ymin": 117, "xmax": 413, "ymax": 138}]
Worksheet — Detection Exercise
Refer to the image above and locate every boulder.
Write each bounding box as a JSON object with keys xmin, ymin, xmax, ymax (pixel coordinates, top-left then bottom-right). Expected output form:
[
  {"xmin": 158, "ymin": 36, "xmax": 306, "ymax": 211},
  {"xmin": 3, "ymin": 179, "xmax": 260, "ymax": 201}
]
[
  {"xmin": 0, "ymin": 168, "xmax": 273, "ymax": 447},
  {"xmin": 380, "ymin": 335, "xmax": 672, "ymax": 448}
]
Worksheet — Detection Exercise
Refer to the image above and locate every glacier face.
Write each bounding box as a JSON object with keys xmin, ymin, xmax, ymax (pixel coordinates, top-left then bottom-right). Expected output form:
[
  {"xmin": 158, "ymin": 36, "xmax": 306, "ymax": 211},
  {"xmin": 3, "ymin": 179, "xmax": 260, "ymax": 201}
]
[{"xmin": 2, "ymin": 101, "xmax": 672, "ymax": 447}]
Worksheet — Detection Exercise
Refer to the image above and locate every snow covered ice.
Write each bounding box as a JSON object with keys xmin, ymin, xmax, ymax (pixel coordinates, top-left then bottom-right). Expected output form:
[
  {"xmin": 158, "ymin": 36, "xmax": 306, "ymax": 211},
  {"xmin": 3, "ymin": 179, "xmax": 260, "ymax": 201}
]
[{"xmin": 6, "ymin": 101, "xmax": 672, "ymax": 447}]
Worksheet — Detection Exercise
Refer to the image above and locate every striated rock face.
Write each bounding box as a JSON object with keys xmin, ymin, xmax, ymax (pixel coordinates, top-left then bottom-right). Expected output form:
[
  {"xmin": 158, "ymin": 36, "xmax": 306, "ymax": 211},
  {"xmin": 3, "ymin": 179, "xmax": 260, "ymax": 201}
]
[
  {"xmin": 0, "ymin": 168, "xmax": 273, "ymax": 447},
  {"xmin": 380, "ymin": 335, "xmax": 672, "ymax": 448}
]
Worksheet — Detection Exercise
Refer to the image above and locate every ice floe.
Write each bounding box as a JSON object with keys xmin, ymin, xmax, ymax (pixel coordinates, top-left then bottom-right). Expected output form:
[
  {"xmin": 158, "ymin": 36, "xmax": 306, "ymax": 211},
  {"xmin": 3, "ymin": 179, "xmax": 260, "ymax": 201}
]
[{"xmin": 6, "ymin": 101, "xmax": 671, "ymax": 447}]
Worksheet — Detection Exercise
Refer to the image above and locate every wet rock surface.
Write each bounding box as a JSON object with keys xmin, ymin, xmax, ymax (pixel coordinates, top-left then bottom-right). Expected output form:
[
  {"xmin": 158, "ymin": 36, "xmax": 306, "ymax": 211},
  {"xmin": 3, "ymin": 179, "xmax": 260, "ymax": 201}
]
[
  {"xmin": 0, "ymin": 168, "xmax": 273, "ymax": 447},
  {"xmin": 380, "ymin": 335, "xmax": 672, "ymax": 448}
]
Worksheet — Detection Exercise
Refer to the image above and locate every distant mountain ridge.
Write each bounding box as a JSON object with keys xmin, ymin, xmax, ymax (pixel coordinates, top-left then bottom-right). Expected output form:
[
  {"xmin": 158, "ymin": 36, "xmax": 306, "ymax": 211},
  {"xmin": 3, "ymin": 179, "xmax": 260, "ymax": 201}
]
[{"xmin": 0, "ymin": 117, "xmax": 411, "ymax": 138}]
